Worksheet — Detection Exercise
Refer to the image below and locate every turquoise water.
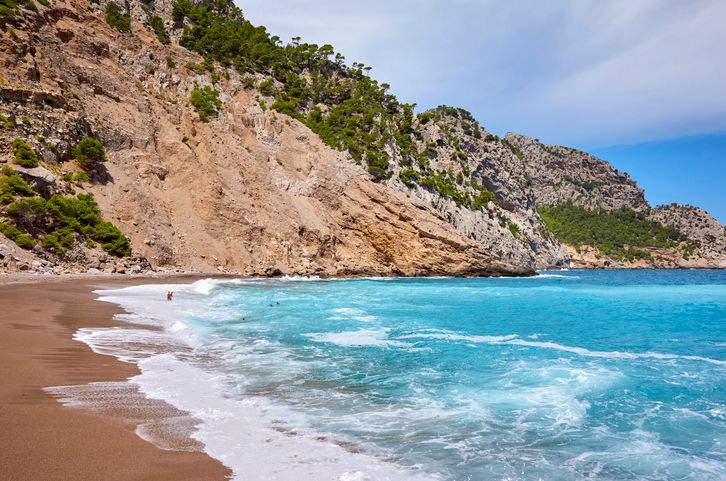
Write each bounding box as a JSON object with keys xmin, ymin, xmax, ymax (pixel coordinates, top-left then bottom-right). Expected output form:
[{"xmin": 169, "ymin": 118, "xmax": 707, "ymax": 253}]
[{"xmin": 99, "ymin": 270, "xmax": 726, "ymax": 480}]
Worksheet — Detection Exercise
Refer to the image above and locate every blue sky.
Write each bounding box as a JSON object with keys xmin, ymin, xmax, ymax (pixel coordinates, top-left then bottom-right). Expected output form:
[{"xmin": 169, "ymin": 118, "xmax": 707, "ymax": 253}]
[{"xmin": 238, "ymin": 0, "xmax": 726, "ymax": 223}]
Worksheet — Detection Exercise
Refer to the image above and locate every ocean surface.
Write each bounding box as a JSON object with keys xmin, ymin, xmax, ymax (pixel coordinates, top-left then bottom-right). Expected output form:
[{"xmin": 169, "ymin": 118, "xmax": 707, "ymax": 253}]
[{"xmin": 74, "ymin": 270, "xmax": 726, "ymax": 481}]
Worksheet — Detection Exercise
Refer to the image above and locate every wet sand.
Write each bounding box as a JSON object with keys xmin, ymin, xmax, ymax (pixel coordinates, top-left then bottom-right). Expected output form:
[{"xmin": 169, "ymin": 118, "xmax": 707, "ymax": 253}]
[{"xmin": 0, "ymin": 275, "xmax": 231, "ymax": 481}]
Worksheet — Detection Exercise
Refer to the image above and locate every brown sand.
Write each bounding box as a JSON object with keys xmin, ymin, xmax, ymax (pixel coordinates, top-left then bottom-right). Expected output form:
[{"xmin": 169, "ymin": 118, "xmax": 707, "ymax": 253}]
[{"xmin": 0, "ymin": 276, "xmax": 231, "ymax": 481}]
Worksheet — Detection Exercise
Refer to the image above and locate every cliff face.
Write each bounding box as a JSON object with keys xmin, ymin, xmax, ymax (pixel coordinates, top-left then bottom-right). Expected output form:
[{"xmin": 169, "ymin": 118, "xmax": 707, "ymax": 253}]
[
  {"xmin": 383, "ymin": 109, "xmax": 569, "ymax": 270},
  {"xmin": 504, "ymin": 133, "xmax": 648, "ymax": 212},
  {"xmin": 0, "ymin": 0, "xmax": 724, "ymax": 275},
  {"xmin": 645, "ymin": 205, "xmax": 726, "ymax": 268},
  {"xmin": 0, "ymin": 0, "xmax": 530, "ymax": 276}
]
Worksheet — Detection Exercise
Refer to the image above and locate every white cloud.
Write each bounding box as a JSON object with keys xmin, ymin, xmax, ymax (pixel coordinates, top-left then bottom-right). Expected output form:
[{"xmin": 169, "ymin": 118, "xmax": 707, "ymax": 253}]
[{"xmin": 236, "ymin": 0, "xmax": 726, "ymax": 148}]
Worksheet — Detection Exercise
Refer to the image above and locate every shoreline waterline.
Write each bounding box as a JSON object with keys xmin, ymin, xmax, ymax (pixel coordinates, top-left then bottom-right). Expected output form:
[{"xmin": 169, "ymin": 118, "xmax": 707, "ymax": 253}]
[
  {"xmin": 0, "ymin": 277, "xmax": 230, "ymax": 481},
  {"xmin": 4, "ymin": 271, "xmax": 725, "ymax": 481}
]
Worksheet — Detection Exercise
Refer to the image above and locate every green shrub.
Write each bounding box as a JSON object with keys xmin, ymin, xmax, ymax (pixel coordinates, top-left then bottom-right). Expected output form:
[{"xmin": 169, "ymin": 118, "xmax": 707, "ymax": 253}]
[
  {"xmin": 62, "ymin": 171, "xmax": 90, "ymax": 183},
  {"xmin": 72, "ymin": 137, "xmax": 107, "ymax": 168},
  {"xmin": 0, "ymin": 223, "xmax": 34, "ymax": 249},
  {"xmin": 565, "ymin": 176, "xmax": 604, "ymax": 192},
  {"xmin": 88, "ymin": 221, "xmax": 131, "ymax": 256},
  {"xmin": 171, "ymin": 0, "xmax": 190, "ymax": 22},
  {"xmin": 11, "ymin": 138, "xmax": 39, "ymax": 168},
  {"xmin": 417, "ymin": 112, "xmax": 433, "ymax": 124},
  {"xmin": 0, "ymin": 166, "xmax": 34, "ymax": 202},
  {"xmin": 46, "ymin": 194, "xmax": 102, "ymax": 228},
  {"xmin": 105, "ymin": 2, "xmax": 131, "ymax": 33},
  {"xmin": 502, "ymin": 139, "xmax": 523, "ymax": 160},
  {"xmin": 8, "ymin": 28, "xmax": 19, "ymax": 42},
  {"xmin": 42, "ymin": 228, "xmax": 75, "ymax": 255},
  {"xmin": 0, "ymin": 0, "xmax": 19, "ymax": 16},
  {"xmin": 185, "ymin": 62, "xmax": 205, "ymax": 74},
  {"xmin": 258, "ymin": 79, "xmax": 274, "ymax": 96},
  {"xmin": 190, "ymin": 83, "xmax": 221, "ymax": 122},
  {"xmin": 5, "ymin": 193, "xmax": 130, "ymax": 256},
  {"xmin": 0, "ymin": 114, "xmax": 15, "ymax": 129},
  {"xmin": 166, "ymin": 56, "xmax": 176, "ymax": 68},
  {"xmin": 470, "ymin": 186, "xmax": 497, "ymax": 210},
  {"xmin": 148, "ymin": 13, "xmax": 170, "ymax": 44},
  {"xmin": 241, "ymin": 75, "xmax": 254, "ymax": 89},
  {"xmin": 5, "ymin": 197, "xmax": 49, "ymax": 221},
  {"xmin": 399, "ymin": 168, "xmax": 419, "ymax": 188}
]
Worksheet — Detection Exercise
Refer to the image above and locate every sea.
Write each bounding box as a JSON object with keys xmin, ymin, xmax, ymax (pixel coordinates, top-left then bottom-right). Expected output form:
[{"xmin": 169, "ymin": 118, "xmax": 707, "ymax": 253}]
[{"xmin": 52, "ymin": 270, "xmax": 726, "ymax": 481}]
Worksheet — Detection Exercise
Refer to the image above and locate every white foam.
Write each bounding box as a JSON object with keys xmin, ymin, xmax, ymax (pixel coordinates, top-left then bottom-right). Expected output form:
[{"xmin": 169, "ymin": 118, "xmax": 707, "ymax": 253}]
[
  {"xmin": 73, "ymin": 279, "xmax": 726, "ymax": 481},
  {"xmin": 506, "ymin": 338, "xmax": 726, "ymax": 366},
  {"xmin": 74, "ymin": 327, "xmax": 188, "ymax": 363},
  {"xmin": 331, "ymin": 307, "xmax": 378, "ymax": 323},
  {"xmin": 132, "ymin": 353, "xmax": 436, "ymax": 481},
  {"xmin": 398, "ymin": 331, "xmax": 726, "ymax": 366},
  {"xmin": 81, "ymin": 280, "xmax": 435, "ymax": 481},
  {"xmin": 534, "ymin": 273, "xmax": 579, "ymax": 279},
  {"xmin": 305, "ymin": 329, "xmax": 409, "ymax": 348},
  {"xmin": 397, "ymin": 333, "xmax": 518, "ymax": 343}
]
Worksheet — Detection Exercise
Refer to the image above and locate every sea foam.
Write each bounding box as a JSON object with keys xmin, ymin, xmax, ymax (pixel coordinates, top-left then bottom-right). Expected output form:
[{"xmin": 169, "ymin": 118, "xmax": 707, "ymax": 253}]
[{"xmin": 74, "ymin": 280, "xmax": 438, "ymax": 481}]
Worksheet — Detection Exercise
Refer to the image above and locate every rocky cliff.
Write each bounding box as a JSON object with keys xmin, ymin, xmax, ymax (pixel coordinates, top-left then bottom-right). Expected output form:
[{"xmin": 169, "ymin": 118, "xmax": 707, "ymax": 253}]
[{"xmin": 0, "ymin": 0, "xmax": 724, "ymax": 276}]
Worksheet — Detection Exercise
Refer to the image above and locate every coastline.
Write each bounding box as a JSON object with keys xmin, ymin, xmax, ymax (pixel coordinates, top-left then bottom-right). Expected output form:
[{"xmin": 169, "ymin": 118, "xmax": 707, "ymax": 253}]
[
  {"xmin": 0, "ymin": 275, "xmax": 231, "ymax": 481},
  {"xmin": 1, "ymin": 271, "xmax": 724, "ymax": 480}
]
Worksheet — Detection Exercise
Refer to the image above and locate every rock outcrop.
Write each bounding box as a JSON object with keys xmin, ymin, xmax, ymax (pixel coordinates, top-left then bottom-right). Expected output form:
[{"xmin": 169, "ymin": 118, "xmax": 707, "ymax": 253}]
[{"xmin": 505, "ymin": 133, "xmax": 648, "ymax": 211}]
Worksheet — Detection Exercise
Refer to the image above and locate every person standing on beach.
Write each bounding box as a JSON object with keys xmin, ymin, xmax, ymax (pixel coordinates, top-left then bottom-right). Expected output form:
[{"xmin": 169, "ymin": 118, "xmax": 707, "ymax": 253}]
[{"xmin": 166, "ymin": 291, "xmax": 174, "ymax": 301}]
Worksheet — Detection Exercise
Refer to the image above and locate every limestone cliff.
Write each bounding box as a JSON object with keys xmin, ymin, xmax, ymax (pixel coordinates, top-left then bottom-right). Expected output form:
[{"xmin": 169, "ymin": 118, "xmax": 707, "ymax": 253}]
[
  {"xmin": 0, "ymin": 0, "xmax": 529, "ymax": 276},
  {"xmin": 0, "ymin": 0, "xmax": 724, "ymax": 275}
]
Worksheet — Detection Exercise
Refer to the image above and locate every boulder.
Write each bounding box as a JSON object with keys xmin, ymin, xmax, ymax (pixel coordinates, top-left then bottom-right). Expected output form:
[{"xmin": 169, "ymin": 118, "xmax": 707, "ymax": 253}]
[{"xmin": 13, "ymin": 166, "xmax": 59, "ymax": 198}]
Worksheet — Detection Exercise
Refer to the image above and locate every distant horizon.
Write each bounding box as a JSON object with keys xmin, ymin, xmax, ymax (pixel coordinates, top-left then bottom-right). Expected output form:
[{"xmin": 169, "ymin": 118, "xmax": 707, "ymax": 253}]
[{"xmin": 238, "ymin": 0, "xmax": 725, "ymax": 225}]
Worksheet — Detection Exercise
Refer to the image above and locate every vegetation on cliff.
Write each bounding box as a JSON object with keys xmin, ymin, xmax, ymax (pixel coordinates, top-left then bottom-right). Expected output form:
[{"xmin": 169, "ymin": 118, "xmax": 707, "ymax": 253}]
[
  {"xmin": 3, "ymin": 0, "xmax": 718, "ymax": 272},
  {"xmin": 0, "ymin": 0, "xmax": 13, "ymax": 15},
  {"xmin": 0, "ymin": 0, "xmax": 21, "ymax": 16},
  {"xmin": 0, "ymin": 166, "xmax": 34, "ymax": 202},
  {"xmin": 105, "ymin": 2, "xmax": 130, "ymax": 33},
  {"xmin": 71, "ymin": 137, "xmax": 107, "ymax": 168},
  {"xmin": 147, "ymin": 12, "xmax": 170, "ymax": 44},
  {"xmin": 538, "ymin": 203, "xmax": 685, "ymax": 261},
  {"xmin": 11, "ymin": 138, "xmax": 39, "ymax": 168},
  {"xmin": 0, "ymin": 163, "xmax": 131, "ymax": 257},
  {"xmin": 172, "ymin": 0, "xmax": 423, "ymax": 180},
  {"xmin": 190, "ymin": 83, "xmax": 221, "ymax": 122},
  {"xmin": 166, "ymin": 1, "xmax": 501, "ymax": 207},
  {"xmin": 5, "ymin": 193, "xmax": 131, "ymax": 256}
]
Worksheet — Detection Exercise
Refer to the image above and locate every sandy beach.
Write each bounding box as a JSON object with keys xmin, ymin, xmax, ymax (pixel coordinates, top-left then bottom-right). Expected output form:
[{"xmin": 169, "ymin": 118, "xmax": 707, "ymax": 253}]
[{"xmin": 0, "ymin": 275, "xmax": 230, "ymax": 481}]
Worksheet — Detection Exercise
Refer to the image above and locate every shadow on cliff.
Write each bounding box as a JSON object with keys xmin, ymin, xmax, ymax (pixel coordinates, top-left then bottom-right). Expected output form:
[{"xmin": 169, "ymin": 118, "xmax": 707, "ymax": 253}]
[{"xmin": 86, "ymin": 162, "xmax": 113, "ymax": 185}]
